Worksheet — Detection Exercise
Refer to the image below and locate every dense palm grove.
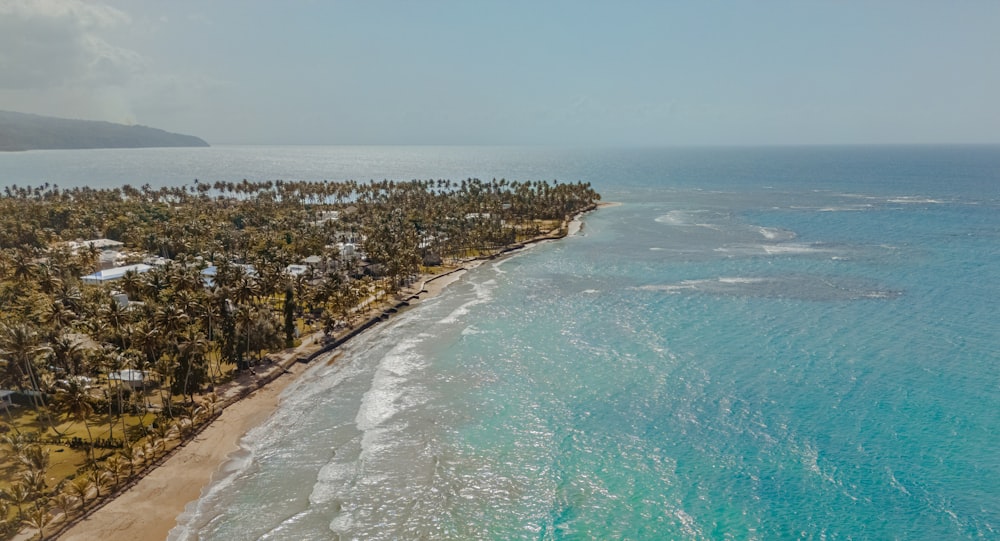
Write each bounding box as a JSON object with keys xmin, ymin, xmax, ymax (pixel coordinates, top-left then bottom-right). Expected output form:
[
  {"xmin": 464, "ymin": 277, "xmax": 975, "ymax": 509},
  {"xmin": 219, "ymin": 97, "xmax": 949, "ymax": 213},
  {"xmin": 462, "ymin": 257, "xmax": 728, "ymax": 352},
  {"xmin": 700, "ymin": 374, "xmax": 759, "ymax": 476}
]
[{"xmin": 0, "ymin": 178, "xmax": 599, "ymax": 539}]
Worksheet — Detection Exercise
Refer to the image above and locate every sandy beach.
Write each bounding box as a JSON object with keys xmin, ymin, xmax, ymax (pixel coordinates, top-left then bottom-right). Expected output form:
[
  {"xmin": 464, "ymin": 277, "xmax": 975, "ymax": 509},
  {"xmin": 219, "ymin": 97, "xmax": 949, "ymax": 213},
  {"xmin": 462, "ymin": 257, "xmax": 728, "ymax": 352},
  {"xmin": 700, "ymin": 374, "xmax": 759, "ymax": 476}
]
[{"xmin": 57, "ymin": 210, "xmax": 600, "ymax": 541}]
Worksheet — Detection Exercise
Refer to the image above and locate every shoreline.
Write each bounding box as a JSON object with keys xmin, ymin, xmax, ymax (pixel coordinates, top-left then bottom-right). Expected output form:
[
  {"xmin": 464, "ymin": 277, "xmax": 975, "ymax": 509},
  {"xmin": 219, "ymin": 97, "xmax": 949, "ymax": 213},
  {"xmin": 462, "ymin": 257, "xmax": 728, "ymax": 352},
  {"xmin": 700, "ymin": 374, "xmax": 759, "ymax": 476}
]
[{"xmin": 56, "ymin": 203, "xmax": 609, "ymax": 541}]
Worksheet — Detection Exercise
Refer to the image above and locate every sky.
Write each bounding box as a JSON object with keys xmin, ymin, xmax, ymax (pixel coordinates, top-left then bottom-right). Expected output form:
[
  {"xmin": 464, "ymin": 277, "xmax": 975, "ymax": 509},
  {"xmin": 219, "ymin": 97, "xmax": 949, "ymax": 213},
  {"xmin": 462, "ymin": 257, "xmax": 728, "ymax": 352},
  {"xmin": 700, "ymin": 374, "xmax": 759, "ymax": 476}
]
[{"xmin": 1, "ymin": 0, "xmax": 998, "ymax": 146}]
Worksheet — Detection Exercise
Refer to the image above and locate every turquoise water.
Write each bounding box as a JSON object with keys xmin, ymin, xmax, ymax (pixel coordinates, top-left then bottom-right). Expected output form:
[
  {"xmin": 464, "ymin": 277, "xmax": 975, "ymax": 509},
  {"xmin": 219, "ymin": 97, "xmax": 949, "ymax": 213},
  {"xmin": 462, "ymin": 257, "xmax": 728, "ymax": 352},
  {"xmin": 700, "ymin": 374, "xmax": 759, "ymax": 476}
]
[{"xmin": 4, "ymin": 145, "xmax": 998, "ymax": 539}]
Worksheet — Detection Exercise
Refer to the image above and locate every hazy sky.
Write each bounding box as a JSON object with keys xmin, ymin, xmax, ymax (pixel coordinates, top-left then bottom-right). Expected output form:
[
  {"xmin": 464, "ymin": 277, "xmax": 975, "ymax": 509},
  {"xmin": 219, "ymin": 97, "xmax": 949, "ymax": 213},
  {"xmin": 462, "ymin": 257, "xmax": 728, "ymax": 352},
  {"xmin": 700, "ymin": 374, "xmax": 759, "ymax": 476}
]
[{"xmin": 1, "ymin": 0, "xmax": 998, "ymax": 145}]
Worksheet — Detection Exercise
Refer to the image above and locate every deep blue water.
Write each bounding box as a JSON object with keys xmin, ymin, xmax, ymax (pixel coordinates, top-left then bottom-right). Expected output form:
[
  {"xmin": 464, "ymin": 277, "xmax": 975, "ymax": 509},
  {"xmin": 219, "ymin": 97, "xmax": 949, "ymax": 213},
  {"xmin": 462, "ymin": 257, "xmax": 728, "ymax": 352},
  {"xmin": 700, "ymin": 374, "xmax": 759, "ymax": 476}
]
[{"xmin": 4, "ymin": 145, "xmax": 998, "ymax": 539}]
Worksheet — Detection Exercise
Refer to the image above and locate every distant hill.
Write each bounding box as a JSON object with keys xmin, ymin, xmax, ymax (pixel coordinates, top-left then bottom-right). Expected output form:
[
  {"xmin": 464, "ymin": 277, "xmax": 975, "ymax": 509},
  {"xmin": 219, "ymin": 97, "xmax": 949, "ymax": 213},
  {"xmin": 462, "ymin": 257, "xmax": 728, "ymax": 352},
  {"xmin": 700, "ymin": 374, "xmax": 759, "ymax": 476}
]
[{"xmin": 0, "ymin": 110, "xmax": 209, "ymax": 151}]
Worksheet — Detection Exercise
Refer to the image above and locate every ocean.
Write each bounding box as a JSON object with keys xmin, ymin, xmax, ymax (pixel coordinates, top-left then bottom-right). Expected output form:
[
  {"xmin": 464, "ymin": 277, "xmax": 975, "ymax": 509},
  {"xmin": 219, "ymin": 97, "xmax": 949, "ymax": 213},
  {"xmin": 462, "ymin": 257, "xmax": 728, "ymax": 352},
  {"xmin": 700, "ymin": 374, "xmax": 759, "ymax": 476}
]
[{"xmin": 3, "ymin": 145, "xmax": 998, "ymax": 539}]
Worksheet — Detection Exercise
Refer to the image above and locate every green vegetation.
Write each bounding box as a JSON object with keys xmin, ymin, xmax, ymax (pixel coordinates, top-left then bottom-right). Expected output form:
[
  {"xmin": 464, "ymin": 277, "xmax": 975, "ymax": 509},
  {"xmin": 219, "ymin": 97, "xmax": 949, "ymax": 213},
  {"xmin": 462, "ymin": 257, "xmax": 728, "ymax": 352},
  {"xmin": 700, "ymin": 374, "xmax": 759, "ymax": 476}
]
[{"xmin": 0, "ymin": 177, "xmax": 598, "ymax": 539}]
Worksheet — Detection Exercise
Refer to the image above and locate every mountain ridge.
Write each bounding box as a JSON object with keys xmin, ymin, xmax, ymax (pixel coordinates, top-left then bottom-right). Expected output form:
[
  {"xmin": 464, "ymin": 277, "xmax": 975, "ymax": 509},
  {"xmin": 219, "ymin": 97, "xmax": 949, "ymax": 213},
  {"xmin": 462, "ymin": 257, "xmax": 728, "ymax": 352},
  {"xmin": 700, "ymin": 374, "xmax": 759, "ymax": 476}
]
[{"xmin": 0, "ymin": 110, "xmax": 209, "ymax": 151}]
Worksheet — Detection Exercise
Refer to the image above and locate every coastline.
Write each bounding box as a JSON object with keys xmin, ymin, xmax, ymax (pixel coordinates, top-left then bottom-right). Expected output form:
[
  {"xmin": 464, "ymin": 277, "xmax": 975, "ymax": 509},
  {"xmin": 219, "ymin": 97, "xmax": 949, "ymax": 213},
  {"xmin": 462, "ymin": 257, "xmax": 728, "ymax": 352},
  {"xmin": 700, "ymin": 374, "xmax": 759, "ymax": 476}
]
[{"xmin": 56, "ymin": 204, "xmax": 608, "ymax": 541}]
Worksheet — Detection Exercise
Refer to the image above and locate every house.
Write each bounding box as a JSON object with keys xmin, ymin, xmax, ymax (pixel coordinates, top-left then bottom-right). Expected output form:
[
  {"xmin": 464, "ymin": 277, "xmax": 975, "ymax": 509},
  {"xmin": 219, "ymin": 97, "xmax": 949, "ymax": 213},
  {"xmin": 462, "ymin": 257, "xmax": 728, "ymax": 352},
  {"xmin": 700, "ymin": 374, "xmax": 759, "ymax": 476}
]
[
  {"xmin": 98, "ymin": 250, "xmax": 127, "ymax": 269},
  {"xmin": 200, "ymin": 263, "xmax": 257, "ymax": 288},
  {"xmin": 300, "ymin": 255, "xmax": 325, "ymax": 274},
  {"xmin": 108, "ymin": 369, "xmax": 149, "ymax": 390},
  {"xmin": 201, "ymin": 265, "xmax": 217, "ymax": 287},
  {"xmin": 81, "ymin": 263, "xmax": 153, "ymax": 285},
  {"xmin": 1, "ymin": 390, "xmax": 43, "ymax": 407},
  {"xmin": 311, "ymin": 210, "xmax": 340, "ymax": 225},
  {"xmin": 336, "ymin": 242, "xmax": 358, "ymax": 258},
  {"xmin": 67, "ymin": 238, "xmax": 124, "ymax": 254}
]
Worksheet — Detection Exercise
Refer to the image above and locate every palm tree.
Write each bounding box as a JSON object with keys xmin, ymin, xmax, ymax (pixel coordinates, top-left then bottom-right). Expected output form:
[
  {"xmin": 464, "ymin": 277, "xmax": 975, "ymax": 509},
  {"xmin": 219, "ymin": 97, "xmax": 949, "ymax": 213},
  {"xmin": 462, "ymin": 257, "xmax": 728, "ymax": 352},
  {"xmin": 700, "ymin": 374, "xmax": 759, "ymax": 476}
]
[
  {"xmin": 10, "ymin": 248, "xmax": 38, "ymax": 284},
  {"xmin": 47, "ymin": 332, "xmax": 86, "ymax": 376},
  {"xmin": 134, "ymin": 320, "xmax": 163, "ymax": 376},
  {"xmin": 2, "ymin": 433, "xmax": 30, "ymax": 456},
  {"xmin": 177, "ymin": 406, "xmax": 205, "ymax": 439},
  {"xmin": 201, "ymin": 392, "xmax": 220, "ymax": 417},
  {"xmin": 192, "ymin": 296, "xmax": 222, "ymax": 382},
  {"xmin": 175, "ymin": 328, "xmax": 209, "ymax": 403},
  {"xmin": 154, "ymin": 303, "xmax": 190, "ymax": 337},
  {"xmin": 5, "ymin": 481, "xmax": 32, "ymax": 516},
  {"xmin": 103, "ymin": 454, "xmax": 128, "ymax": 488},
  {"xmin": 39, "ymin": 299, "xmax": 77, "ymax": 333},
  {"xmin": 232, "ymin": 273, "xmax": 259, "ymax": 308},
  {"xmin": 234, "ymin": 305, "xmax": 255, "ymax": 370},
  {"xmin": 119, "ymin": 269, "xmax": 144, "ymax": 301},
  {"xmin": 236, "ymin": 306, "xmax": 282, "ymax": 364},
  {"xmin": 216, "ymin": 292, "xmax": 239, "ymax": 368},
  {"xmin": 35, "ymin": 264, "xmax": 63, "ymax": 296},
  {"xmin": 0, "ymin": 323, "xmax": 45, "ymax": 396},
  {"xmin": 54, "ymin": 377, "xmax": 95, "ymax": 456},
  {"xmin": 85, "ymin": 466, "xmax": 110, "ymax": 499},
  {"xmin": 100, "ymin": 296, "xmax": 131, "ymax": 350},
  {"xmin": 17, "ymin": 444, "xmax": 50, "ymax": 475},
  {"xmin": 119, "ymin": 444, "xmax": 144, "ymax": 478},
  {"xmin": 0, "ymin": 501, "xmax": 13, "ymax": 538},
  {"xmin": 21, "ymin": 503, "xmax": 54, "ymax": 540},
  {"xmin": 100, "ymin": 345, "xmax": 138, "ymax": 444},
  {"xmin": 66, "ymin": 476, "xmax": 94, "ymax": 508},
  {"xmin": 283, "ymin": 285, "xmax": 296, "ymax": 346},
  {"xmin": 0, "ymin": 322, "xmax": 58, "ymax": 433},
  {"xmin": 19, "ymin": 469, "xmax": 47, "ymax": 496},
  {"xmin": 143, "ymin": 435, "xmax": 166, "ymax": 462},
  {"xmin": 153, "ymin": 356, "xmax": 177, "ymax": 418},
  {"xmin": 50, "ymin": 492, "xmax": 78, "ymax": 522},
  {"xmin": 53, "ymin": 284, "xmax": 83, "ymax": 314},
  {"xmin": 109, "ymin": 349, "xmax": 146, "ymax": 444}
]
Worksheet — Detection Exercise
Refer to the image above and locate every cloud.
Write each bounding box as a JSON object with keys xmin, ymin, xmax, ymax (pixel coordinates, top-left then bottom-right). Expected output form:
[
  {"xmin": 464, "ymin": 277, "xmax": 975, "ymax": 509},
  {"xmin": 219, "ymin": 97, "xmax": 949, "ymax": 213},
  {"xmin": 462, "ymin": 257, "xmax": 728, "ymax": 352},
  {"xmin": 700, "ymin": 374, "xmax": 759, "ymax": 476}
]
[{"xmin": 0, "ymin": 0, "xmax": 143, "ymax": 118}]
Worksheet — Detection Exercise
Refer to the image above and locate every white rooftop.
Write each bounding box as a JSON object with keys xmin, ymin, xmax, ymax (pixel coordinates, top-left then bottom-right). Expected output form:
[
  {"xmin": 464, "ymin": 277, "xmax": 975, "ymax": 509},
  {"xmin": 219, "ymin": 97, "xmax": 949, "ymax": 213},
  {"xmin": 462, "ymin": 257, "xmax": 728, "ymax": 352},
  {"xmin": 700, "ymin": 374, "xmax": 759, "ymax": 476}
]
[
  {"xmin": 81, "ymin": 263, "xmax": 153, "ymax": 284},
  {"xmin": 67, "ymin": 238, "xmax": 124, "ymax": 252},
  {"xmin": 109, "ymin": 369, "xmax": 147, "ymax": 382}
]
